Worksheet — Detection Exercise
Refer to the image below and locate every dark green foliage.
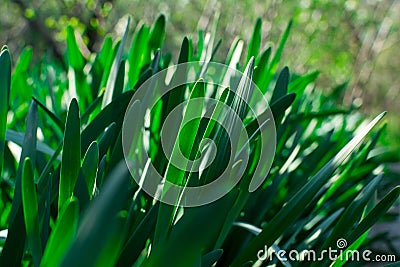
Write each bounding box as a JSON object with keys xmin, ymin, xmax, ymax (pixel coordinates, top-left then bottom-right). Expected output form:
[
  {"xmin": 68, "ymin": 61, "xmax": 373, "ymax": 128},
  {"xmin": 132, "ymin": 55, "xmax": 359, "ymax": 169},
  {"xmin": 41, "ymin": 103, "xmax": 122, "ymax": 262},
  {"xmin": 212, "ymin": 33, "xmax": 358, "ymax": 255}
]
[{"xmin": 0, "ymin": 15, "xmax": 398, "ymax": 267}]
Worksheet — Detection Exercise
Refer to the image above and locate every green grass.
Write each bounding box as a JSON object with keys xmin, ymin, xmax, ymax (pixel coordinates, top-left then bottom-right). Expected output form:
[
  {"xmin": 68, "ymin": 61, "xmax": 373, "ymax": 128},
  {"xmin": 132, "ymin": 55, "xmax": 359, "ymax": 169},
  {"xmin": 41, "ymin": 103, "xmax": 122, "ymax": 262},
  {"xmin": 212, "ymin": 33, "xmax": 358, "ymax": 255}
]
[{"xmin": 0, "ymin": 14, "xmax": 399, "ymax": 267}]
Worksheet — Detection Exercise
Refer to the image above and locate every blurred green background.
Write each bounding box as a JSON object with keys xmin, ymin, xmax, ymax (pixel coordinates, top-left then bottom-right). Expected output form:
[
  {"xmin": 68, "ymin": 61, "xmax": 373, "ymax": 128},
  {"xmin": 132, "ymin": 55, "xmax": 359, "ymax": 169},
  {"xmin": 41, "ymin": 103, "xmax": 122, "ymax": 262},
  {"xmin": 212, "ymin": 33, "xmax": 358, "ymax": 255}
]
[{"xmin": 1, "ymin": 0, "xmax": 399, "ymax": 148}]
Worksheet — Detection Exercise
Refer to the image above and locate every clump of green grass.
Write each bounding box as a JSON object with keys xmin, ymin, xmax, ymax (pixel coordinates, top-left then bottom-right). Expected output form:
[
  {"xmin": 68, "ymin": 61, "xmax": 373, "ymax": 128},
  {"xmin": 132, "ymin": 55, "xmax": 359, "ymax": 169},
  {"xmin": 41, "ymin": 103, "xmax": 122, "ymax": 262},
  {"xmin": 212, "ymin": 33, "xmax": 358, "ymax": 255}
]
[{"xmin": 0, "ymin": 15, "xmax": 399, "ymax": 267}]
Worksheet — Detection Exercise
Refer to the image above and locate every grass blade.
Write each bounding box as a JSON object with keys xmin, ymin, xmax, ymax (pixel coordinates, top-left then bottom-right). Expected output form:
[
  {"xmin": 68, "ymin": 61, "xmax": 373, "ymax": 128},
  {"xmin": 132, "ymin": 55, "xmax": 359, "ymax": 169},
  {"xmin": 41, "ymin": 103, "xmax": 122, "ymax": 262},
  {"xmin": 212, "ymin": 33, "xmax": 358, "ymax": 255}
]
[
  {"xmin": 314, "ymin": 175, "xmax": 382, "ymax": 267},
  {"xmin": 40, "ymin": 197, "xmax": 79, "ymax": 267},
  {"xmin": 201, "ymin": 249, "xmax": 224, "ymax": 267},
  {"xmin": 90, "ymin": 36, "xmax": 113, "ymax": 98},
  {"xmin": 32, "ymin": 96, "xmax": 64, "ymax": 131},
  {"xmin": 5, "ymin": 130, "xmax": 58, "ymax": 158},
  {"xmin": 81, "ymin": 141, "xmax": 99, "ymax": 198},
  {"xmin": 128, "ymin": 23, "xmax": 150, "ymax": 87},
  {"xmin": 0, "ymin": 47, "xmax": 11, "ymax": 176},
  {"xmin": 9, "ymin": 100, "xmax": 38, "ymax": 221},
  {"xmin": 67, "ymin": 25, "xmax": 85, "ymax": 70},
  {"xmin": 21, "ymin": 158, "xmax": 42, "ymax": 266},
  {"xmin": 149, "ymin": 14, "xmax": 166, "ymax": 52},
  {"xmin": 59, "ymin": 99, "xmax": 81, "ymax": 212},
  {"xmin": 81, "ymin": 90, "xmax": 133, "ymax": 153},
  {"xmin": 270, "ymin": 66, "xmax": 289, "ymax": 105},
  {"xmin": 253, "ymin": 47, "xmax": 271, "ymax": 93},
  {"xmin": 265, "ymin": 20, "xmax": 292, "ymax": 88},
  {"xmin": 0, "ymin": 101, "xmax": 38, "ymax": 266},
  {"xmin": 102, "ymin": 17, "xmax": 130, "ymax": 108},
  {"xmin": 246, "ymin": 18, "xmax": 262, "ymax": 63},
  {"xmin": 116, "ymin": 203, "xmax": 160, "ymax": 267},
  {"xmin": 60, "ymin": 162, "xmax": 131, "ymax": 267}
]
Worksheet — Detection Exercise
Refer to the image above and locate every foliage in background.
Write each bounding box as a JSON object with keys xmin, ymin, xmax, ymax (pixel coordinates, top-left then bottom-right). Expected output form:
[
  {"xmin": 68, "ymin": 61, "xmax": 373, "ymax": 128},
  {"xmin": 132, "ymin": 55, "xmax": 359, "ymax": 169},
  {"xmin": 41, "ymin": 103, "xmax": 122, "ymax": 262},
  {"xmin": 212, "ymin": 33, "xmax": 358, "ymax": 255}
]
[{"xmin": 0, "ymin": 13, "xmax": 399, "ymax": 266}]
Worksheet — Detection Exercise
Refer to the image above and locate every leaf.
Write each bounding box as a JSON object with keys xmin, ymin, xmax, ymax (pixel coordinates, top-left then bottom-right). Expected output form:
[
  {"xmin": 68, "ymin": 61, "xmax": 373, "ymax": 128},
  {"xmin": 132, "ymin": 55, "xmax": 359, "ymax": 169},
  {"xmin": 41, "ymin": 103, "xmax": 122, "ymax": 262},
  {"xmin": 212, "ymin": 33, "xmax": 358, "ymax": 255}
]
[
  {"xmin": 178, "ymin": 36, "xmax": 191, "ymax": 64},
  {"xmin": 233, "ymin": 222, "xmax": 262, "ymax": 236},
  {"xmin": 37, "ymin": 142, "xmax": 63, "ymax": 189},
  {"xmin": 149, "ymin": 14, "xmax": 166, "ymax": 51},
  {"xmin": 60, "ymin": 161, "xmax": 131, "ymax": 267},
  {"xmin": 116, "ymin": 203, "xmax": 160, "ymax": 267},
  {"xmin": 10, "ymin": 47, "xmax": 32, "ymax": 105},
  {"xmin": 253, "ymin": 47, "xmax": 271, "ymax": 93},
  {"xmin": 133, "ymin": 68, "xmax": 153, "ymax": 90},
  {"xmin": 221, "ymin": 38, "xmax": 243, "ymax": 93},
  {"xmin": 96, "ymin": 155, "xmax": 107, "ymax": 189},
  {"xmin": 0, "ymin": 101, "xmax": 38, "ymax": 266},
  {"xmin": 15, "ymin": 46, "xmax": 32, "ymax": 72},
  {"xmin": 317, "ymin": 175, "xmax": 382, "ymax": 261},
  {"xmin": 200, "ymin": 12, "xmax": 219, "ymax": 63},
  {"xmin": 232, "ymin": 112, "xmax": 386, "ymax": 266},
  {"xmin": 107, "ymin": 130, "xmax": 124, "ymax": 173},
  {"xmin": 317, "ymin": 127, "xmax": 384, "ymax": 207},
  {"xmin": 21, "ymin": 158, "xmax": 42, "ymax": 267},
  {"xmin": 347, "ymin": 185, "xmax": 400, "ymax": 244},
  {"xmin": 145, "ymin": 191, "xmax": 238, "ymax": 267},
  {"xmin": 157, "ymin": 37, "xmax": 190, "ymax": 136},
  {"xmin": 226, "ymin": 38, "xmax": 244, "ymax": 68},
  {"xmin": 0, "ymin": 47, "xmax": 11, "ymax": 176},
  {"xmin": 153, "ymin": 79, "xmax": 205, "ymax": 248},
  {"xmin": 37, "ymin": 172, "xmax": 51, "ymax": 253},
  {"xmin": 5, "ymin": 130, "xmax": 59, "ymax": 158},
  {"xmin": 270, "ymin": 92, "xmax": 296, "ymax": 126},
  {"xmin": 263, "ymin": 20, "xmax": 292, "ymax": 90},
  {"xmin": 201, "ymin": 249, "xmax": 224, "ymax": 267},
  {"xmin": 32, "ymin": 96, "xmax": 64, "ymax": 131},
  {"xmin": 81, "ymin": 95, "xmax": 102, "ymax": 123},
  {"xmin": 81, "ymin": 142, "xmax": 99, "ymax": 198},
  {"xmin": 98, "ymin": 122, "xmax": 118, "ymax": 158},
  {"xmin": 81, "ymin": 90, "xmax": 134, "ymax": 153},
  {"xmin": 113, "ymin": 60, "xmax": 125, "ymax": 100},
  {"xmin": 102, "ymin": 17, "xmax": 130, "ymax": 108},
  {"xmin": 90, "ymin": 36, "xmax": 113, "ymax": 98},
  {"xmin": 295, "ymin": 208, "xmax": 344, "ymax": 251},
  {"xmin": 67, "ymin": 25, "xmax": 85, "ymax": 70},
  {"xmin": 99, "ymin": 40, "xmax": 121, "ymax": 92},
  {"xmin": 246, "ymin": 17, "xmax": 262, "ymax": 63},
  {"xmin": 128, "ymin": 23, "xmax": 150, "ymax": 87},
  {"xmin": 59, "ymin": 98, "xmax": 81, "ymax": 212},
  {"xmin": 270, "ymin": 66, "xmax": 290, "ymax": 105},
  {"xmin": 94, "ymin": 215, "xmax": 127, "ymax": 267},
  {"xmin": 73, "ymin": 173, "xmax": 90, "ymax": 209},
  {"xmin": 40, "ymin": 198, "xmax": 79, "ymax": 267},
  {"xmin": 330, "ymin": 231, "xmax": 369, "ymax": 267},
  {"xmin": 11, "ymin": 101, "xmax": 38, "ymax": 219},
  {"xmin": 246, "ymin": 92, "xmax": 296, "ymax": 135},
  {"xmin": 0, "ymin": 208, "xmax": 25, "ymax": 266},
  {"xmin": 288, "ymin": 70, "xmax": 319, "ymax": 92}
]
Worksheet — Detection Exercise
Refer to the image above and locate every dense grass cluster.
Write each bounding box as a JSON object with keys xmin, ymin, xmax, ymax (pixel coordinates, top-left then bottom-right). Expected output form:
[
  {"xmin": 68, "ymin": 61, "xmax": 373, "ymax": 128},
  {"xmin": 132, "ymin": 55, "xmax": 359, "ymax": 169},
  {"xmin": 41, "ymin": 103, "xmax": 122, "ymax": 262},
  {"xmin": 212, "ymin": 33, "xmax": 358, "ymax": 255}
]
[{"xmin": 0, "ymin": 15, "xmax": 399, "ymax": 266}]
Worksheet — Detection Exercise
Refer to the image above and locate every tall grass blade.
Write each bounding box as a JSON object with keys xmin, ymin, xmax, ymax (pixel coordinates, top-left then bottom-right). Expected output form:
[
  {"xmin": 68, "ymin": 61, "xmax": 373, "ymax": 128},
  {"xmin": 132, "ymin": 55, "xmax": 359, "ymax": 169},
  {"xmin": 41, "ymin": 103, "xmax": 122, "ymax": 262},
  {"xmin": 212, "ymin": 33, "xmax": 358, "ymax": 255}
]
[
  {"xmin": 21, "ymin": 158, "xmax": 42, "ymax": 266},
  {"xmin": 0, "ymin": 47, "xmax": 11, "ymax": 176},
  {"xmin": 59, "ymin": 99, "xmax": 81, "ymax": 212}
]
